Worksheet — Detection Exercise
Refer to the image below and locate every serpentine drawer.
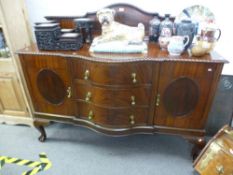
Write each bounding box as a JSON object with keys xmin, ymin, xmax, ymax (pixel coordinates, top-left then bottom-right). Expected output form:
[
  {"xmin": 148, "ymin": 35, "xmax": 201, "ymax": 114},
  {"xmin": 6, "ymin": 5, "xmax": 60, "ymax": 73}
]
[
  {"xmin": 76, "ymin": 101, "xmax": 149, "ymax": 128},
  {"xmin": 74, "ymin": 81, "xmax": 151, "ymax": 107},
  {"xmin": 71, "ymin": 59, "xmax": 153, "ymax": 85}
]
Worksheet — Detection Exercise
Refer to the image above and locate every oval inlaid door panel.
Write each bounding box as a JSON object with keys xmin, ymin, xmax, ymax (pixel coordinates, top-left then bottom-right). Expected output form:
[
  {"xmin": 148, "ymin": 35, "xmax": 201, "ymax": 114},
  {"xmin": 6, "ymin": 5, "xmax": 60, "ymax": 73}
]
[
  {"xmin": 37, "ymin": 69, "xmax": 66, "ymax": 105},
  {"xmin": 163, "ymin": 77, "xmax": 199, "ymax": 116}
]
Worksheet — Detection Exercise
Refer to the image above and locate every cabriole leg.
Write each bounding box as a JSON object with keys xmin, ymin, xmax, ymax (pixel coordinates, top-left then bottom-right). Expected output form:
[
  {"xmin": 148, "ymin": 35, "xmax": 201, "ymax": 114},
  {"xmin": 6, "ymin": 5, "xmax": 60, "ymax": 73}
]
[
  {"xmin": 185, "ymin": 137, "xmax": 206, "ymax": 161},
  {"xmin": 33, "ymin": 120, "xmax": 47, "ymax": 142}
]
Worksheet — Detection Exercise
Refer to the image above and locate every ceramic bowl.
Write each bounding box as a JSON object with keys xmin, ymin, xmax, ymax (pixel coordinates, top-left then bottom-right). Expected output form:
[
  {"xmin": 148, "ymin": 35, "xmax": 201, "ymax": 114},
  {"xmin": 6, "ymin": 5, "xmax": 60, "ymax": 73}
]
[{"xmin": 191, "ymin": 39, "xmax": 216, "ymax": 57}]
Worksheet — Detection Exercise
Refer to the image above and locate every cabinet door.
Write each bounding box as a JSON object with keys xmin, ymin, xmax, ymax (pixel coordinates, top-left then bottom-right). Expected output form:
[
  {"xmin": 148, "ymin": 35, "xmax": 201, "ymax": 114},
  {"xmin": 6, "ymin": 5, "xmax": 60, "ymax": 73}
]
[
  {"xmin": 154, "ymin": 62, "xmax": 221, "ymax": 129},
  {"xmin": 20, "ymin": 54, "xmax": 74, "ymax": 116},
  {"xmin": 0, "ymin": 60, "xmax": 27, "ymax": 116}
]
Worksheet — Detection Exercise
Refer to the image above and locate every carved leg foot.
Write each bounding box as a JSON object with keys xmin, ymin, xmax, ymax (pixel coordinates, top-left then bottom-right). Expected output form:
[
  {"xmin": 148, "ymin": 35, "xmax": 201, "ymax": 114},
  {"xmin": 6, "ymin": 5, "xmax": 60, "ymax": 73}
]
[
  {"xmin": 37, "ymin": 126, "xmax": 46, "ymax": 142},
  {"xmin": 186, "ymin": 137, "xmax": 206, "ymax": 161},
  {"xmin": 33, "ymin": 121, "xmax": 47, "ymax": 142}
]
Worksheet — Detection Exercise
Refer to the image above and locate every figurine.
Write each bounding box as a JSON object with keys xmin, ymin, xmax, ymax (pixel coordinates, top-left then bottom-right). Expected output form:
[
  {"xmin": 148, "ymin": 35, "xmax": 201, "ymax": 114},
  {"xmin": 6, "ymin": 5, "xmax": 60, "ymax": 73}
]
[{"xmin": 90, "ymin": 8, "xmax": 147, "ymax": 53}]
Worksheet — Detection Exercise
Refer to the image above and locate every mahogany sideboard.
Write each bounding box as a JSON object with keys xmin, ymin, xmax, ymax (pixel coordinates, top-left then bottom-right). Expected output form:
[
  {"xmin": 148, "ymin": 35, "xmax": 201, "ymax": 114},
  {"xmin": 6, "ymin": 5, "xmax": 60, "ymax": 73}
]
[
  {"xmin": 17, "ymin": 4, "xmax": 228, "ymax": 158},
  {"xmin": 17, "ymin": 43, "xmax": 228, "ymax": 158}
]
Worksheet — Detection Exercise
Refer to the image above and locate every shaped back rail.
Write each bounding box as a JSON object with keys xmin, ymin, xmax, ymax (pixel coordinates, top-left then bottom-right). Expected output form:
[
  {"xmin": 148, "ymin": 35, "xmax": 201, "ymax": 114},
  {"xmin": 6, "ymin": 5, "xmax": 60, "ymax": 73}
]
[{"xmin": 45, "ymin": 3, "xmax": 166, "ymax": 34}]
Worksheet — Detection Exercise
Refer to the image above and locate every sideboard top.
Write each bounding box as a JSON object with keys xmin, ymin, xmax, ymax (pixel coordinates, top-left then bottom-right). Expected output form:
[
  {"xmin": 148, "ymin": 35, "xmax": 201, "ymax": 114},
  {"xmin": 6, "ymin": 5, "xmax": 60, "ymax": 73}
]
[
  {"xmin": 17, "ymin": 43, "xmax": 228, "ymax": 64},
  {"xmin": 24, "ymin": 3, "xmax": 228, "ymax": 64}
]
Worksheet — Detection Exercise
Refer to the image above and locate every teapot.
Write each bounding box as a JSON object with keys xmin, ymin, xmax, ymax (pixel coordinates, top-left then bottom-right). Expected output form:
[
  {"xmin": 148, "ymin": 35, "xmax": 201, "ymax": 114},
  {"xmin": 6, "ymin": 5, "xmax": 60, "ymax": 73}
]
[{"xmin": 167, "ymin": 35, "xmax": 189, "ymax": 56}]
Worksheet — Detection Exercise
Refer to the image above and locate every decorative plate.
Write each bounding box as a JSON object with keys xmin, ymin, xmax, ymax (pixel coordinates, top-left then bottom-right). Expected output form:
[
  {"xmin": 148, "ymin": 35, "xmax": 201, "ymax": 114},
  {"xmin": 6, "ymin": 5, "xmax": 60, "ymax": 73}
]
[{"xmin": 175, "ymin": 5, "xmax": 216, "ymax": 27}]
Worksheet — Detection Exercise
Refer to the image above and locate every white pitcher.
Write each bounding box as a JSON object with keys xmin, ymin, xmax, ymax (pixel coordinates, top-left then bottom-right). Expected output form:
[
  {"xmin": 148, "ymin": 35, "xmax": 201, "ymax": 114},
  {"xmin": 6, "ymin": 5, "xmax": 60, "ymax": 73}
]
[{"xmin": 168, "ymin": 36, "xmax": 189, "ymax": 56}]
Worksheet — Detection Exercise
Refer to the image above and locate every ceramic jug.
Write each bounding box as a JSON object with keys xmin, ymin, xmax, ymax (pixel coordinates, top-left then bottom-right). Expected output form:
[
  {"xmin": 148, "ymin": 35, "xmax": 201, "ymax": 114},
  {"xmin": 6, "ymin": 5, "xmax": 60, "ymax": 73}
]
[
  {"xmin": 201, "ymin": 27, "xmax": 221, "ymax": 42},
  {"xmin": 168, "ymin": 35, "xmax": 189, "ymax": 56}
]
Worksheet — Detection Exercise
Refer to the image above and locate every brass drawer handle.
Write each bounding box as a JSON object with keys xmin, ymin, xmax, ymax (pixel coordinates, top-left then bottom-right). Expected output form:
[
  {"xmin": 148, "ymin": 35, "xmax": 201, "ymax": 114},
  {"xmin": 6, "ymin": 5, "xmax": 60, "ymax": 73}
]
[
  {"xmin": 67, "ymin": 86, "xmax": 72, "ymax": 98},
  {"xmin": 88, "ymin": 110, "xmax": 94, "ymax": 120},
  {"xmin": 129, "ymin": 115, "xmax": 135, "ymax": 125},
  {"xmin": 85, "ymin": 92, "xmax": 92, "ymax": 102},
  {"xmin": 216, "ymin": 165, "xmax": 224, "ymax": 175},
  {"xmin": 84, "ymin": 70, "xmax": 90, "ymax": 80},
  {"xmin": 131, "ymin": 96, "xmax": 136, "ymax": 106},
  {"xmin": 131, "ymin": 73, "xmax": 137, "ymax": 84}
]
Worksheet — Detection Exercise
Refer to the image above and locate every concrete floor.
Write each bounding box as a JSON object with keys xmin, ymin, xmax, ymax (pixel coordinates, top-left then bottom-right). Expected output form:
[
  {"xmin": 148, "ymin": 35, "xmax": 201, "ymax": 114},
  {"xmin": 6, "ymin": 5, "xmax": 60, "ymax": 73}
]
[{"xmin": 0, "ymin": 123, "xmax": 198, "ymax": 175}]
